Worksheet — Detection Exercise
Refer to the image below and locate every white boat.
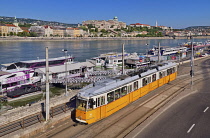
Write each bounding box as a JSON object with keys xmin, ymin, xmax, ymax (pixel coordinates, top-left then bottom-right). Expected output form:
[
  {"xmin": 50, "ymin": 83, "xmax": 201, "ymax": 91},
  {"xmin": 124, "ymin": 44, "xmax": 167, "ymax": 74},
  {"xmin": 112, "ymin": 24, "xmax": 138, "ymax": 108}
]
[
  {"xmin": 0, "ymin": 68, "xmax": 40, "ymax": 94},
  {"xmin": 0, "ymin": 56, "xmax": 75, "ymax": 95},
  {"xmin": 125, "ymin": 55, "xmax": 150, "ymax": 67},
  {"xmin": 103, "ymin": 52, "xmax": 138, "ymax": 68},
  {"xmin": 148, "ymin": 46, "xmax": 187, "ymax": 56}
]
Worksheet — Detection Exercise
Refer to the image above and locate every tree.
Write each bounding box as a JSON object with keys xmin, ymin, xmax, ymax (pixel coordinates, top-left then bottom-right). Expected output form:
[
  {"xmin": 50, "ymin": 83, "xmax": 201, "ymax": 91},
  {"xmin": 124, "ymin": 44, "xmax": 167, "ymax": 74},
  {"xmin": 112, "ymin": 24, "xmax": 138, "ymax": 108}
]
[
  {"xmin": 95, "ymin": 28, "xmax": 98, "ymax": 32},
  {"xmin": 9, "ymin": 32, "xmax": 14, "ymax": 36},
  {"xmin": 29, "ymin": 32, "xmax": 37, "ymax": 37},
  {"xmin": 100, "ymin": 29, "xmax": 106, "ymax": 33}
]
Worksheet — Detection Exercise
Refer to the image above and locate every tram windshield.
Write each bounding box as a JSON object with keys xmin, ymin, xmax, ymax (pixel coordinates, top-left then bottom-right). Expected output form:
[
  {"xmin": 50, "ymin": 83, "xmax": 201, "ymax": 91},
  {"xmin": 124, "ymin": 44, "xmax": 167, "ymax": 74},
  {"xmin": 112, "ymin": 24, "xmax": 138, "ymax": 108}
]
[{"xmin": 76, "ymin": 98, "xmax": 94, "ymax": 111}]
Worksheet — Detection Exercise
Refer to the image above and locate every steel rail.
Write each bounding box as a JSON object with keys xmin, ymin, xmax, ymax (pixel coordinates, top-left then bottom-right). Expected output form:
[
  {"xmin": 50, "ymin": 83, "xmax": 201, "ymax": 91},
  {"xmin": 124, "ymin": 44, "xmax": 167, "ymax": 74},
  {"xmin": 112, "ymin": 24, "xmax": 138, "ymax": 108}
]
[{"xmin": 73, "ymin": 74, "xmax": 206, "ymax": 138}]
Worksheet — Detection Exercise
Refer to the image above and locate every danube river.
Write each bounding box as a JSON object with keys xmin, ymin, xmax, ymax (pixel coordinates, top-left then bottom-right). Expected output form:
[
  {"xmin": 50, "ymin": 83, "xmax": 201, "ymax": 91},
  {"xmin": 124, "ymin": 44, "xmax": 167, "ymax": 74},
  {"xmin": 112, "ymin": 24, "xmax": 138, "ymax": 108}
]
[{"xmin": 0, "ymin": 38, "xmax": 208, "ymax": 64}]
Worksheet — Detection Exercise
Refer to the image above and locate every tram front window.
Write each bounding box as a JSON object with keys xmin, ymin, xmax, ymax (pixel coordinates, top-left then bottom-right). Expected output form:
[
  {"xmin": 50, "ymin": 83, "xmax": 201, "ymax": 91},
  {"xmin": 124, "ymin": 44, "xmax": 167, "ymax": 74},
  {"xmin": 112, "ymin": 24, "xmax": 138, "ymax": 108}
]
[{"xmin": 76, "ymin": 99, "xmax": 88, "ymax": 111}]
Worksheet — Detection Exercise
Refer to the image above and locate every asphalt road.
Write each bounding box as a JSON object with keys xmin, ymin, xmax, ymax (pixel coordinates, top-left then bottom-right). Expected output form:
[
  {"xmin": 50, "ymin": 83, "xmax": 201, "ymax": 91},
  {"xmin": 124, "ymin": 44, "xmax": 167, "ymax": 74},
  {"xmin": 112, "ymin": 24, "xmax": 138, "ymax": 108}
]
[{"xmin": 133, "ymin": 59, "xmax": 210, "ymax": 138}]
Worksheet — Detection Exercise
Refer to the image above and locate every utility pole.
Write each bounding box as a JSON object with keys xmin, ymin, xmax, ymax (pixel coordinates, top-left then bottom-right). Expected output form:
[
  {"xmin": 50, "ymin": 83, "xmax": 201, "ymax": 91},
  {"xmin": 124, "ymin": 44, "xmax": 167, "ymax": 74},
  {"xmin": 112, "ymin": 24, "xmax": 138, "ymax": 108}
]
[
  {"xmin": 190, "ymin": 41, "xmax": 194, "ymax": 90},
  {"xmin": 62, "ymin": 49, "xmax": 68, "ymax": 96},
  {"xmin": 45, "ymin": 47, "xmax": 50, "ymax": 121},
  {"xmin": 122, "ymin": 43, "xmax": 125, "ymax": 75}
]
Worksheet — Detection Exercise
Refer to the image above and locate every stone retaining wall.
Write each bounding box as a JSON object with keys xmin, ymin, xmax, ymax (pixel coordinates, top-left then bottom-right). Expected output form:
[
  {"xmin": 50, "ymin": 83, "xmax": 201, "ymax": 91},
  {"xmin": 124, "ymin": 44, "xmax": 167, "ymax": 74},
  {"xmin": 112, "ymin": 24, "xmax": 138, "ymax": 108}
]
[{"xmin": 0, "ymin": 90, "xmax": 77, "ymax": 126}]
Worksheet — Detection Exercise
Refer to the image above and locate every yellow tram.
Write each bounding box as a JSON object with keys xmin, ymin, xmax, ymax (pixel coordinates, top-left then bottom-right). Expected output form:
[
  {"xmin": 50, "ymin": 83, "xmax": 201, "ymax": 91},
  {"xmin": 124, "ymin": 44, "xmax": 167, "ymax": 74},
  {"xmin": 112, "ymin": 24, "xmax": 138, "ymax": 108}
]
[{"xmin": 76, "ymin": 62, "xmax": 177, "ymax": 124}]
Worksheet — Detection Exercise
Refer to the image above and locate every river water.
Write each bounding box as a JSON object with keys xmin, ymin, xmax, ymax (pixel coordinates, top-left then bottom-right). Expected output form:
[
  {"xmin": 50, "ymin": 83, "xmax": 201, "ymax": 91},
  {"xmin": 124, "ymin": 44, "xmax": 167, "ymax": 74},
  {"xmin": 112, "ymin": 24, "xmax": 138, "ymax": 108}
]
[{"xmin": 0, "ymin": 38, "xmax": 208, "ymax": 64}]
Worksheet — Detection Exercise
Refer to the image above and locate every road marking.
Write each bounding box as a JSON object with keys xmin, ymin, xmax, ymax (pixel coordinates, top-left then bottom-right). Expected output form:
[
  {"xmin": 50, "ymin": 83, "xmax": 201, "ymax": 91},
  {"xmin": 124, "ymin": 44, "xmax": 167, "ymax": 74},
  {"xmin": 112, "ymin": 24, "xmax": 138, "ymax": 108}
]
[
  {"xmin": 187, "ymin": 124, "xmax": 195, "ymax": 133},
  {"xmin": 203, "ymin": 107, "xmax": 209, "ymax": 113}
]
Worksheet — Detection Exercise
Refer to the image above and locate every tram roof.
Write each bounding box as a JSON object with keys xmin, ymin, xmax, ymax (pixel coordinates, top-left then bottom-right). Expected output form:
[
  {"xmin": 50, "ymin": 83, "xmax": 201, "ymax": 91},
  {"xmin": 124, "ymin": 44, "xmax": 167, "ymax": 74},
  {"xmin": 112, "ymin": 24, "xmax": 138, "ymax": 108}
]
[
  {"xmin": 78, "ymin": 75, "xmax": 139, "ymax": 98},
  {"xmin": 78, "ymin": 62, "xmax": 177, "ymax": 99}
]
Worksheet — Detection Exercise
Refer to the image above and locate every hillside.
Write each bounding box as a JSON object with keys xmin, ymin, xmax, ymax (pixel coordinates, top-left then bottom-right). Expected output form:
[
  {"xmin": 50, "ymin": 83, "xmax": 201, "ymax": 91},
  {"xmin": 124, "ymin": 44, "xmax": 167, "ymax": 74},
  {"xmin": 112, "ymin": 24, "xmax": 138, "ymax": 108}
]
[
  {"xmin": 0, "ymin": 16, "xmax": 77, "ymax": 27},
  {"xmin": 185, "ymin": 26, "xmax": 210, "ymax": 30}
]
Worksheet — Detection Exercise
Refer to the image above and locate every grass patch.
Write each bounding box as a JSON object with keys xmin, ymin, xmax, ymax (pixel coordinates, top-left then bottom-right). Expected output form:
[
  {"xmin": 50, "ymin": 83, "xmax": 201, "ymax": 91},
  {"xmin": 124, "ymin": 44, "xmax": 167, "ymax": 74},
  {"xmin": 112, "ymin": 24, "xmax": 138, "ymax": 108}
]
[
  {"xmin": 50, "ymin": 87, "xmax": 65, "ymax": 96},
  {"xmin": 8, "ymin": 94, "xmax": 43, "ymax": 108}
]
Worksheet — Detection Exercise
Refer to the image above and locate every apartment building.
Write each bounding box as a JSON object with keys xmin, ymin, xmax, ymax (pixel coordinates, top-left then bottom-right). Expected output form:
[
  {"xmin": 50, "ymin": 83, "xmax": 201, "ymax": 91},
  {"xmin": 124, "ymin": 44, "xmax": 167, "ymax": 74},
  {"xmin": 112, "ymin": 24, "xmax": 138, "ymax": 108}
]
[
  {"xmin": 0, "ymin": 23, "xmax": 8, "ymax": 35},
  {"xmin": 5, "ymin": 24, "xmax": 18, "ymax": 34},
  {"xmin": 52, "ymin": 26, "xmax": 66, "ymax": 37},
  {"xmin": 66, "ymin": 28, "xmax": 84, "ymax": 37}
]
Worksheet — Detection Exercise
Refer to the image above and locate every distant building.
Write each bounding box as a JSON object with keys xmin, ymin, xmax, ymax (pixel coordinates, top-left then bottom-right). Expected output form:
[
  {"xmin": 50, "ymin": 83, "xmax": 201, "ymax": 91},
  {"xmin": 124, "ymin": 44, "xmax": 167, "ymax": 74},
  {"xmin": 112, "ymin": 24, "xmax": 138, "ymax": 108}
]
[
  {"xmin": 130, "ymin": 23, "xmax": 151, "ymax": 28},
  {"xmin": 0, "ymin": 23, "xmax": 8, "ymax": 36},
  {"xmin": 66, "ymin": 28, "xmax": 84, "ymax": 37},
  {"xmin": 43, "ymin": 25, "xmax": 53, "ymax": 37},
  {"xmin": 20, "ymin": 27, "xmax": 30, "ymax": 33},
  {"xmin": 5, "ymin": 24, "xmax": 18, "ymax": 34},
  {"xmin": 13, "ymin": 17, "xmax": 23, "ymax": 33},
  {"xmin": 82, "ymin": 17, "xmax": 126, "ymax": 31},
  {"xmin": 52, "ymin": 26, "xmax": 66, "ymax": 37},
  {"xmin": 29, "ymin": 26, "xmax": 45, "ymax": 37},
  {"xmin": 29, "ymin": 25, "xmax": 53, "ymax": 37}
]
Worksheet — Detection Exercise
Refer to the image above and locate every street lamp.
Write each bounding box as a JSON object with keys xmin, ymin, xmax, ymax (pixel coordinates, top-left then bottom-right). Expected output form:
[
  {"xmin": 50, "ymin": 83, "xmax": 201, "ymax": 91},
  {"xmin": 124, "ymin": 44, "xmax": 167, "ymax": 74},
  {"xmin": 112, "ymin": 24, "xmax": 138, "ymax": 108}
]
[{"xmin": 62, "ymin": 49, "xmax": 68, "ymax": 96}]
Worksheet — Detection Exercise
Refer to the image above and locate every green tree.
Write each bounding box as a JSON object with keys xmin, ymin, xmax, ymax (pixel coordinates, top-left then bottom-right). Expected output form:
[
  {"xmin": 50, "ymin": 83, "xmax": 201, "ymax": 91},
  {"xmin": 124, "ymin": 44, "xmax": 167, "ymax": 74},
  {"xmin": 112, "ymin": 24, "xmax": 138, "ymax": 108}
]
[
  {"xmin": 29, "ymin": 32, "xmax": 37, "ymax": 37},
  {"xmin": 9, "ymin": 32, "xmax": 14, "ymax": 36}
]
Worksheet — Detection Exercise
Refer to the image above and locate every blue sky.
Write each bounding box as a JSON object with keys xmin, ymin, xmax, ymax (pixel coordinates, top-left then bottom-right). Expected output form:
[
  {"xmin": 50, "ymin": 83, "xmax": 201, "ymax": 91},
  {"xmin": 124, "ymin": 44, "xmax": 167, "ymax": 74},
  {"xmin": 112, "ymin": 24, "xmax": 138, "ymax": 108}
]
[{"xmin": 0, "ymin": 0, "xmax": 209, "ymax": 29}]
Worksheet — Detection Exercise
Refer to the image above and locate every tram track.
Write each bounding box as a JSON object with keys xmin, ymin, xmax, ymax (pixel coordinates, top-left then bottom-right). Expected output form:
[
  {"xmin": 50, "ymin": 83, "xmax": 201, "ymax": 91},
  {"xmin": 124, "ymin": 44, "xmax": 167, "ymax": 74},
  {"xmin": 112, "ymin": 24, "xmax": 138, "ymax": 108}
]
[
  {"xmin": 2, "ymin": 57, "xmax": 210, "ymax": 137},
  {"xmin": 70, "ymin": 72, "xmax": 208, "ymax": 138}
]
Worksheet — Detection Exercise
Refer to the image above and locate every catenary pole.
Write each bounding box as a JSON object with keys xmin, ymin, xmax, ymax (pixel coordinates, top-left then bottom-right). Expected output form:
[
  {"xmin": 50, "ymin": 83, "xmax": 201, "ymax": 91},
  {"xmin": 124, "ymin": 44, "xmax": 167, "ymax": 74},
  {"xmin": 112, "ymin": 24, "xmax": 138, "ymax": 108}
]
[
  {"xmin": 190, "ymin": 40, "xmax": 194, "ymax": 89},
  {"xmin": 45, "ymin": 47, "xmax": 50, "ymax": 121}
]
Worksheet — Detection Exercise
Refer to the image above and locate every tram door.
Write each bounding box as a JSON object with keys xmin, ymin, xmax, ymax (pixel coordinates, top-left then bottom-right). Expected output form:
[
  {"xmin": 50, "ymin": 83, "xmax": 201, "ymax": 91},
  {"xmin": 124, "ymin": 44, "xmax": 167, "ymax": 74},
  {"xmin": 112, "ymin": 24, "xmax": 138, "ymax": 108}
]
[
  {"xmin": 128, "ymin": 84, "xmax": 133, "ymax": 102},
  {"xmin": 96, "ymin": 96, "xmax": 106, "ymax": 120},
  {"xmin": 100, "ymin": 96, "xmax": 106, "ymax": 119}
]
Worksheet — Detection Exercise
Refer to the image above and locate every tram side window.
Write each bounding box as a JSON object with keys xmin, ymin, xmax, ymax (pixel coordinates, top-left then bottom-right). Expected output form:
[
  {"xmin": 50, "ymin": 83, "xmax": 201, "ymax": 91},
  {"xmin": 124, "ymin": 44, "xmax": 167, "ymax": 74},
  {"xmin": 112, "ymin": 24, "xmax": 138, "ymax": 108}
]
[
  {"xmin": 159, "ymin": 72, "xmax": 163, "ymax": 79},
  {"xmin": 163, "ymin": 71, "xmax": 166, "ymax": 77},
  {"xmin": 115, "ymin": 89, "xmax": 120, "ymax": 100},
  {"xmin": 120, "ymin": 86, "xmax": 127, "ymax": 97},
  {"xmin": 128, "ymin": 85, "xmax": 132, "ymax": 93},
  {"xmin": 88, "ymin": 99, "xmax": 94, "ymax": 110},
  {"xmin": 134, "ymin": 81, "xmax": 138, "ymax": 90},
  {"xmin": 172, "ymin": 67, "xmax": 176, "ymax": 73},
  {"xmin": 107, "ymin": 91, "xmax": 114, "ymax": 103},
  {"xmin": 101, "ymin": 96, "xmax": 105, "ymax": 106},
  {"xmin": 167, "ymin": 69, "xmax": 172, "ymax": 75},
  {"xmin": 152, "ymin": 74, "xmax": 156, "ymax": 82},
  {"xmin": 96, "ymin": 97, "xmax": 101, "ymax": 107},
  {"xmin": 147, "ymin": 76, "xmax": 151, "ymax": 83},
  {"xmin": 142, "ymin": 78, "xmax": 147, "ymax": 87}
]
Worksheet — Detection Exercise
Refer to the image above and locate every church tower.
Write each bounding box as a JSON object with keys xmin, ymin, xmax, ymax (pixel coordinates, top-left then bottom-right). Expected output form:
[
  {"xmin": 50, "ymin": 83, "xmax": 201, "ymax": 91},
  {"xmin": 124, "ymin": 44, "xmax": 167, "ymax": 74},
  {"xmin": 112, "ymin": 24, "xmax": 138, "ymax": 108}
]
[
  {"xmin": 155, "ymin": 20, "xmax": 158, "ymax": 27},
  {"xmin": 13, "ymin": 16, "xmax": 19, "ymax": 26}
]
